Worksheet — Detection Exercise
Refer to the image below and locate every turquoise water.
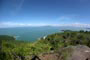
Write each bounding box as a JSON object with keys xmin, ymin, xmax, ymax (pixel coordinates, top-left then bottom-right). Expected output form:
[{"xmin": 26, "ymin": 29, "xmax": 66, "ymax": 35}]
[{"xmin": 0, "ymin": 26, "xmax": 86, "ymax": 41}]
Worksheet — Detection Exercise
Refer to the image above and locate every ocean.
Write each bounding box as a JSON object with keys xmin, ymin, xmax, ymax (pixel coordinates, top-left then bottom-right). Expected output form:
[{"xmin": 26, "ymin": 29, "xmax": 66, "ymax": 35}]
[{"xmin": 0, "ymin": 26, "xmax": 87, "ymax": 42}]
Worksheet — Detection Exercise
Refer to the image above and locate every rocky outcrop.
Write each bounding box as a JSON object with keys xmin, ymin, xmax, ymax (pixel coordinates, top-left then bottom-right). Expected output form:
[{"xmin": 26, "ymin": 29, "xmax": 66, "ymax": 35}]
[
  {"xmin": 31, "ymin": 45, "xmax": 90, "ymax": 60},
  {"xmin": 67, "ymin": 45, "xmax": 90, "ymax": 60}
]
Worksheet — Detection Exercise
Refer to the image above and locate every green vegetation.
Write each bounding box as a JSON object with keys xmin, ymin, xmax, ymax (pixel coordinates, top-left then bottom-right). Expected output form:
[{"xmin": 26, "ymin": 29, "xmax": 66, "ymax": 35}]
[
  {"xmin": 0, "ymin": 35, "xmax": 15, "ymax": 41},
  {"xmin": 0, "ymin": 30, "xmax": 90, "ymax": 60},
  {"xmin": 44, "ymin": 30, "xmax": 90, "ymax": 49}
]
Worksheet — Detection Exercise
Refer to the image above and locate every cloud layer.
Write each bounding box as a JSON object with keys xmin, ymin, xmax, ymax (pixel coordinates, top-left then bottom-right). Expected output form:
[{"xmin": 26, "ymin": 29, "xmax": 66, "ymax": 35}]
[
  {"xmin": 0, "ymin": 22, "xmax": 90, "ymax": 28},
  {"xmin": 59, "ymin": 23, "xmax": 90, "ymax": 28}
]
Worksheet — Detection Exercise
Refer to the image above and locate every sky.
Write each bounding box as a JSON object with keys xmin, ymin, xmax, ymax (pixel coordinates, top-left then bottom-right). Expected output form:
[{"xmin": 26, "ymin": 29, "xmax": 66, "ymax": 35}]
[{"xmin": 0, "ymin": 0, "xmax": 90, "ymax": 28}]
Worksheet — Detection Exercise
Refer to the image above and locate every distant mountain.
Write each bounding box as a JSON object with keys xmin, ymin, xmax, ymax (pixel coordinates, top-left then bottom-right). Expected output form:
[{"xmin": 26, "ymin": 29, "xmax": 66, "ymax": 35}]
[{"xmin": 86, "ymin": 28, "xmax": 90, "ymax": 29}]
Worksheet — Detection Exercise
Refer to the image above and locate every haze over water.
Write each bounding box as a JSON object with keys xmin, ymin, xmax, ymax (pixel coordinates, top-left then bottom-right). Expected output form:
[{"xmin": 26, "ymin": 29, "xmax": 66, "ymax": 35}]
[{"xmin": 0, "ymin": 26, "xmax": 88, "ymax": 41}]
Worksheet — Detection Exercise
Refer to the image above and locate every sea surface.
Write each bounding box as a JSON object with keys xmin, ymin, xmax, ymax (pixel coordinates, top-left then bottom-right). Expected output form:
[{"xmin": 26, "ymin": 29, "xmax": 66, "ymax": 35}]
[{"xmin": 0, "ymin": 26, "xmax": 87, "ymax": 42}]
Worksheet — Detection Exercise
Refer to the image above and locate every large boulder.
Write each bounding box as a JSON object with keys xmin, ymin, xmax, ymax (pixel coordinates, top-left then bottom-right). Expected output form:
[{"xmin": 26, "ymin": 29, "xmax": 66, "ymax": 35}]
[
  {"xmin": 68, "ymin": 45, "xmax": 90, "ymax": 60},
  {"xmin": 34, "ymin": 45, "xmax": 90, "ymax": 60}
]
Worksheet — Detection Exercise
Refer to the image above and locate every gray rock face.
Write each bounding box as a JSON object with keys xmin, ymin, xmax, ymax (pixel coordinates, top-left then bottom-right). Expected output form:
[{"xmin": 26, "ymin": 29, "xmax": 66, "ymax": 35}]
[
  {"xmin": 69, "ymin": 45, "xmax": 90, "ymax": 60},
  {"xmin": 35, "ymin": 45, "xmax": 90, "ymax": 60},
  {"xmin": 39, "ymin": 53, "xmax": 59, "ymax": 60}
]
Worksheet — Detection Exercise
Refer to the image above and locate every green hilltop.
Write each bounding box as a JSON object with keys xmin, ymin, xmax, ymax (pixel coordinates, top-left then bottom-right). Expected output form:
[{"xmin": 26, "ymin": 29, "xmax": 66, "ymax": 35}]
[{"xmin": 0, "ymin": 30, "xmax": 90, "ymax": 60}]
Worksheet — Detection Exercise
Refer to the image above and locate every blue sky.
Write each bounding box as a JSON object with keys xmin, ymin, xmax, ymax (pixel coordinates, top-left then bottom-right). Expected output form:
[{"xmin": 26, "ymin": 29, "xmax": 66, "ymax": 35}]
[{"xmin": 0, "ymin": 0, "xmax": 90, "ymax": 27}]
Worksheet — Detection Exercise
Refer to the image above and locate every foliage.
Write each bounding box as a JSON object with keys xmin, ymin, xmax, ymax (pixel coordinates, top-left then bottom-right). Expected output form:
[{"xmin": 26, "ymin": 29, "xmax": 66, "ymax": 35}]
[{"xmin": 0, "ymin": 30, "xmax": 90, "ymax": 60}]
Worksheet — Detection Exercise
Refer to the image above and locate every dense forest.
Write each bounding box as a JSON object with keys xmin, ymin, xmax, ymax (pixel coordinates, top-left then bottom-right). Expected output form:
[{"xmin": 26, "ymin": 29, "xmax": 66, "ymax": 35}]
[{"xmin": 0, "ymin": 30, "xmax": 90, "ymax": 60}]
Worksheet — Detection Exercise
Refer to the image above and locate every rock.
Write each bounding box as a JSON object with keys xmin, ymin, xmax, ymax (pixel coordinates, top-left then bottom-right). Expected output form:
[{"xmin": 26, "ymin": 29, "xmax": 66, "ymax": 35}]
[
  {"xmin": 31, "ymin": 55, "xmax": 40, "ymax": 60},
  {"xmin": 36, "ymin": 45, "xmax": 90, "ymax": 60},
  {"xmin": 68, "ymin": 45, "xmax": 90, "ymax": 60},
  {"xmin": 39, "ymin": 53, "xmax": 59, "ymax": 60},
  {"xmin": 58, "ymin": 45, "xmax": 90, "ymax": 60}
]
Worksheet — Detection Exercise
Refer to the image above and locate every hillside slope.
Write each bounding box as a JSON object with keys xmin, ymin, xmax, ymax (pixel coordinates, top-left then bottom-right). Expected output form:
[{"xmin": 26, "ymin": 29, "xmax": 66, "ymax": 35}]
[{"xmin": 0, "ymin": 30, "xmax": 90, "ymax": 60}]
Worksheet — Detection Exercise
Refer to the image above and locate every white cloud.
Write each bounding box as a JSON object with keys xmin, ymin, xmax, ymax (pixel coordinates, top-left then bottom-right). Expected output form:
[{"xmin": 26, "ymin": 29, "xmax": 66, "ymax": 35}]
[
  {"xmin": 0, "ymin": 22, "xmax": 53, "ymax": 28},
  {"xmin": 58, "ymin": 16, "xmax": 71, "ymax": 20},
  {"xmin": 0, "ymin": 22, "xmax": 32, "ymax": 28},
  {"xmin": 59, "ymin": 23, "xmax": 90, "ymax": 28},
  {"xmin": 79, "ymin": 0, "xmax": 89, "ymax": 2},
  {"xmin": 0, "ymin": 22, "xmax": 90, "ymax": 28},
  {"xmin": 56, "ymin": 15, "xmax": 90, "ymax": 27},
  {"xmin": 11, "ymin": 0, "xmax": 25, "ymax": 15},
  {"xmin": 15, "ymin": 0, "xmax": 25, "ymax": 12},
  {"xmin": 57, "ymin": 15, "xmax": 79, "ymax": 21}
]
